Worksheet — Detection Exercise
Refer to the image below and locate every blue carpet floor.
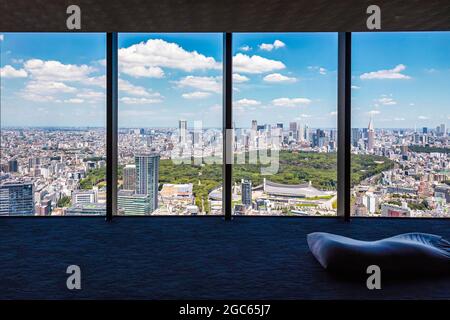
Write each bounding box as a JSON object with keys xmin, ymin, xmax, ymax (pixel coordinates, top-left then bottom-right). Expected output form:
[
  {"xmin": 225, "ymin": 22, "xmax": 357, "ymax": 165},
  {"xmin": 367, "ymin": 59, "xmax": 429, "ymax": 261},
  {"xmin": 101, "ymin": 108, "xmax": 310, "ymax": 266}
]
[{"xmin": 0, "ymin": 217, "xmax": 449, "ymax": 299}]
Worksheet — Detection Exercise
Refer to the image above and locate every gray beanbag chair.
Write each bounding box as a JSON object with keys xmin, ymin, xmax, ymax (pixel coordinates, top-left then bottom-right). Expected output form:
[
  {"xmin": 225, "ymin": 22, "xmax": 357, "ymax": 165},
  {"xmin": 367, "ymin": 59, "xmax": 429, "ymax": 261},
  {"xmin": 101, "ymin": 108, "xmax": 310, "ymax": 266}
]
[{"xmin": 307, "ymin": 232, "xmax": 450, "ymax": 276}]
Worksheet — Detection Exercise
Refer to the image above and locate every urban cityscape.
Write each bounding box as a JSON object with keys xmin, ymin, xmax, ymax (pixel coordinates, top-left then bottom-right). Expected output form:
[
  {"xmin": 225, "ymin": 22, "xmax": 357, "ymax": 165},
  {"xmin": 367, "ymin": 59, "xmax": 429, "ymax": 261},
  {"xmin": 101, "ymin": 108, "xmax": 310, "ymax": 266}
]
[
  {"xmin": 1, "ymin": 117, "xmax": 449, "ymax": 217},
  {"xmin": 1, "ymin": 32, "xmax": 449, "ymax": 217}
]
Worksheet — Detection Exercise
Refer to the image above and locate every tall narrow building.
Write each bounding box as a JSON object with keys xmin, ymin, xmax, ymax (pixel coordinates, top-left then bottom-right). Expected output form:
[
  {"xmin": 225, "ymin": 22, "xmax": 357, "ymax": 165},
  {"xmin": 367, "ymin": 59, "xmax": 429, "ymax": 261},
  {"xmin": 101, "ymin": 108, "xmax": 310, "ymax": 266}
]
[
  {"xmin": 135, "ymin": 153, "xmax": 160, "ymax": 212},
  {"xmin": 123, "ymin": 164, "xmax": 136, "ymax": 191},
  {"xmin": 251, "ymin": 120, "xmax": 258, "ymax": 131},
  {"xmin": 367, "ymin": 118, "xmax": 375, "ymax": 151},
  {"xmin": 241, "ymin": 179, "xmax": 252, "ymax": 207},
  {"xmin": 179, "ymin": 119, "xmax": 188, "ymax": 144}
]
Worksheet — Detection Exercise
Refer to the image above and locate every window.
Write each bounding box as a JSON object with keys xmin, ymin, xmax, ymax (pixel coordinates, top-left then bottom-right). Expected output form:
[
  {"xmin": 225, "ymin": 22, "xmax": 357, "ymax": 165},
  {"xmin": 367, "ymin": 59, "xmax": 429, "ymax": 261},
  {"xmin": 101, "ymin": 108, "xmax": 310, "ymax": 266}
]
[
  {"xmin": 117, "ymin": 33, "xmax": 223, "ymax": 215},
  {"xmin": 0, "ymin": 33, "xmax": 106, "ymax": 216},
  {"xmin": 351, "ymin": 32, "xmax": 450, "ymax": 218},
  {"xmin": 231, "ymin": 33, "xmax": 338, "ymax": 216}
]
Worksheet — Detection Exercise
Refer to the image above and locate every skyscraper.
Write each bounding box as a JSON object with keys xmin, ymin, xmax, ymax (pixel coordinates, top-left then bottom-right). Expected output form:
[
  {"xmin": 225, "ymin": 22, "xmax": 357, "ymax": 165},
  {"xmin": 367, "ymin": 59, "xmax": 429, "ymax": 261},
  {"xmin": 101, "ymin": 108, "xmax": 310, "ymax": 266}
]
[
  {"xmin": 351, "ymin": 128, "xmax": 360, "ymax": 147},
  {"xmin": 0, "ymin": 182, "xmax": 34, "ymax": 216},
  {"xmin": 241, "ymin": 179, "xmax": 252, "ymax": 207},
  {"xmin": 367, "ymin": 118, "xmax": 375, "ymax": 151},
  {"xmin": 179, "ymin": 120, "xmax": 188, "ymax": 143},
  {"xmin": 123, "ymin": 164, "xmax": 136, "ymax": 191},
  {"xmin": 251, "ymin": 120, "xmax": 257, "ymax": 131},
  {"xmin": 135, "ymin": 153, "xmax": 160, "ymax": 212},
  {"xmin": 289, "ymin": 122, "xmax": 298, "ymax": 141}
]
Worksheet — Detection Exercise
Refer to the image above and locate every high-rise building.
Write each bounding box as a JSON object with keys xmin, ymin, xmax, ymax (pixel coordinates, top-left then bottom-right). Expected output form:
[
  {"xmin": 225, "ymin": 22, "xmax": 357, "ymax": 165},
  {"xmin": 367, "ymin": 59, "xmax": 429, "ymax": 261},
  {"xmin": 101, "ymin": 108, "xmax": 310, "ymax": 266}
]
[
  {"xmin": 440, "ymin": 123, "xmax": 446, "ymax": 136},
  {"xmin": 0, "ymin": 182, "xmax": 34, "ymax": 216},
  {"xmin": 135, "ymin": 153, "xmax": 160, "ymax": 212},
  {"xmin": 8, "ymin": 159, "xmax": 18, "ymax": 173},
  {"xmin": 118, "ymin": 190, "xmax": 151, "ymax": 215},
  {"xmin": 241, "ymin": 179, "xmax": 252, "ymax": 207},
  {"xmin": 179, "ymin": 120, "xmax": 188, "ymax": 143},
  {"xmin": 123, "ymin": 164, "xmax": 136, "ymax": 191},
  {"xmin": 251, "ymin": 120, "xmax": 258, "ymax": 131},
  {"xmin": 289, "ymin": 122, "xmax": 298, "ymax": 141},
  {"xmin": 312, "ymin": 129, "xmax": 326, "ymax": 148},
  {"xmin": 367, "ymin": 118, "xmax": 375, "ymax": 151},
  {"xmin": 351, "ymin": 128, "xmax": 360, "ymax": 147}
]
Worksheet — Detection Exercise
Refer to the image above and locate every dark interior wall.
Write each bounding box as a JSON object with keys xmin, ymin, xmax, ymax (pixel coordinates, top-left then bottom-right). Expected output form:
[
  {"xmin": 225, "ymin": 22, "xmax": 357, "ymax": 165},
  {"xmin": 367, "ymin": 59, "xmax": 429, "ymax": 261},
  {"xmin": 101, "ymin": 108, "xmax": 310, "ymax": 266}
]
[{"xmin": 1, "ymin": 0, "xmax": 449, "ymax": 32}]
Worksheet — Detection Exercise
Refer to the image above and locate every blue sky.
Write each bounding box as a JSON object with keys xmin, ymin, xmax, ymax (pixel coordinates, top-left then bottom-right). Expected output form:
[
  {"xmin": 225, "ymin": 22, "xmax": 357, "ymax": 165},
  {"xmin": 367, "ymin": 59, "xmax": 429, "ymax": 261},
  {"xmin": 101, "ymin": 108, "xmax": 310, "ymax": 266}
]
[
  {"xmin": 1, "ymin": 32, "xmax": 449, "ymax": 129},
  {"xmin": 352, "ymin": 32, "xmax": 450, "ymax": 129}
]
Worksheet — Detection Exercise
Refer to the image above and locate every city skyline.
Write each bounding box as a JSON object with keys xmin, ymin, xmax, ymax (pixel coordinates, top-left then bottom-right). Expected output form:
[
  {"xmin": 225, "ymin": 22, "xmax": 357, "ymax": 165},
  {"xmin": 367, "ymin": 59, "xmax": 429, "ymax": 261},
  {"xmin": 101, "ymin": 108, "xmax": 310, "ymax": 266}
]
[
  {"xmin": 2, "ymin": 32, "xmax": 449, "ymax": 128},
  {"xmin": 1, "ymin": 32, "xmax": 449, "ymax": 218}
]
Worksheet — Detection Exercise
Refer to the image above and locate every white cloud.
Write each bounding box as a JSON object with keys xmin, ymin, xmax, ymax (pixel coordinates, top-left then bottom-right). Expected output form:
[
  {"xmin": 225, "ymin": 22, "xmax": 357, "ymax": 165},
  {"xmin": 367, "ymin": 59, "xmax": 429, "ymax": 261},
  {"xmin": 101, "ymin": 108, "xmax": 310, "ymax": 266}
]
[
  {"xmin": 259, "ymin": 40, "xmax": 286, "ymax": 51},
  {"xmin": 234, "ymin": 98, "xmax": 261, "ymax": 107},
  {"xmin": 263, "ymin": 73, "xmax": 296, "ymax": 83},
  {"xmin": 368, "ymin": 110, "xmax": 381, "ymax": 115},
  {"xmin": 0, "ymin": 34, "xmax": 3, "ymax": 41},
  {"xmin": 351, "ymin": 85, "xmax": 360, "ymax": 89},
  {"xmin": 272, "ymin": 97, "xmax": 311, "ymax": 107},
  {"xmin": 85, "ymin": 75, "xmax": 106, "ymax": 88},
  {"xmin": 118, "ymin": 38, "xmax": 221, "ymax": 78},
  {"xmin": 62, "ymin": 98, "xmax": 84, "ymax": 104},
  {"xmin": 120, "ymin": 97, "xmax": 163, "ymax": 105},
  {"xmin": 295, "ymin": 114, "xmax": 311, "ymax": 119},
  {"xmin": 360, "ymin": 64, "xmax": 411, "ymax": 80},
  {"xmin": 119, "ymin": 78, "xmax": 161, "ymax": 98},
  {"xmin": 121, "ymin": 65, "xmax": 164, "ymax": 78},
  {"xmin": 233, "ymin": 53, "xmax": 285, "ymax": 74},
  {"xmin": 24, "ymin": 80, "xmax": 77, "ymax": 94},
  {"xmin": 418, "ymin": 115, "xmax": 429, "ymax": 120},
  {"xmin": 175, "ymin": 76, "xmax": 221, "ymax": 93},
  {"xmin": 232, "ymin": 73, "xmax": 250, "ymax": 83},
  {"xmin": 393, "ymin": 117, "xmax": 405, "ymax": 121},
  {"xmin": 377, "ymin": 97, "xmax": 397, "ymax": 105},
  {"xmin": 76, "ymin": 90, "xmax": 105, "ymax": 101},
  {"xmin": 21, "ymin": 80, "xmax": 78, "ymax": 102},
  {"xmin": 239, "ymin": 45, "xmax": 251, "ymax": 52},
  {"xmin": 181, "ymin": 91, "xmax": 211, "ymax": 99},
  {"xmin": 329, "ymin": 111, "xmax": 338, "ymax": 116},
  {"xmin": 0, "ymin": 65, "xmax": 28, "ymax": 78},
  {"xmin": 308, "ymin": 66, "xmax": 327, "ymax": 75},
  {"xmin": 23, "ymin": 59, "xmax": 96, "ymax": 82}
]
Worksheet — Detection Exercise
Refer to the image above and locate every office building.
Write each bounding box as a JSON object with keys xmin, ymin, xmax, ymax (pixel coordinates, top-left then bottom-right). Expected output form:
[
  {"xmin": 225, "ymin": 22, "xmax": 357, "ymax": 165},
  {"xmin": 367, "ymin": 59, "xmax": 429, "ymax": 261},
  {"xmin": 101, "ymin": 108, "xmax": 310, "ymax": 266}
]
[
  {"xmin": 0, "ymin": 182, "xmax": 34, "ymax": 216},
  {"xmin": 72, "ymin": 190, "xmax": 96, "ymax": 204},
  {"xmin": 135, "ymin": 153, "xmax": 160, "ymax": 212},
  {"xmin": 241, "ymin": 179, "xmax": 252, "ymax": 207},
  {"xmin": 251, "ymin": 120, "xmax": 257, "ymax": 131},
  {"xmin": 118, "ymin": 190, "xmax": 151, "ymax": 215},
  {"xmin": 179, "ymin": 119, "xmax": 188, "ymax": 143},
  {"xmin": 123, "ymin": 164, "xmax": 136, "ymax": 191}
]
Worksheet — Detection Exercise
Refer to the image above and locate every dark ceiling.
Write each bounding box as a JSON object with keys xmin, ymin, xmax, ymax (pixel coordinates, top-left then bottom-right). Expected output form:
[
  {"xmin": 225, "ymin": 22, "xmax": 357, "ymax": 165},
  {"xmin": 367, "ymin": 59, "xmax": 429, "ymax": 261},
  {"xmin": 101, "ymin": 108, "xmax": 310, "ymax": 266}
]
[{"xmin": 0, "ymin": 0, "xmax": 449, "ymax": 32}]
